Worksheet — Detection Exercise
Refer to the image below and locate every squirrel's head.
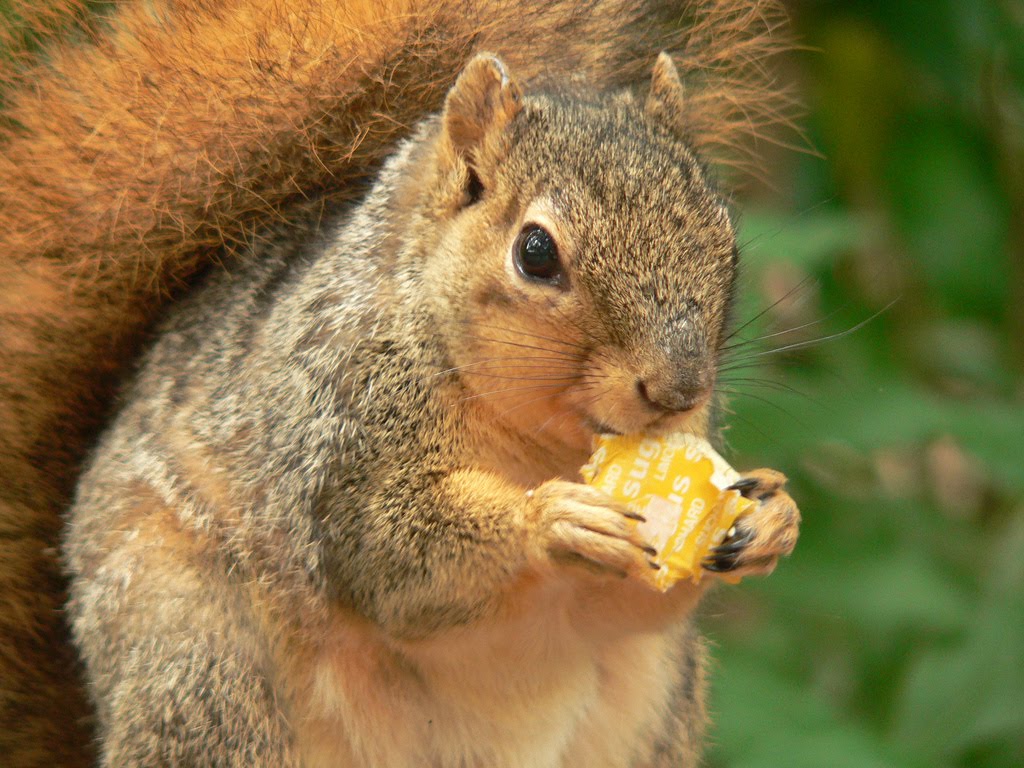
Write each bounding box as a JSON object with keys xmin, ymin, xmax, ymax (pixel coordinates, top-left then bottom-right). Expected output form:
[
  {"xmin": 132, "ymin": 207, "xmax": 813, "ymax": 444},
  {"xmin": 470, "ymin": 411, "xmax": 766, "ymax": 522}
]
[{"xmin": 420, "ymin": 53, "xmax": 738, "ymax": 453}]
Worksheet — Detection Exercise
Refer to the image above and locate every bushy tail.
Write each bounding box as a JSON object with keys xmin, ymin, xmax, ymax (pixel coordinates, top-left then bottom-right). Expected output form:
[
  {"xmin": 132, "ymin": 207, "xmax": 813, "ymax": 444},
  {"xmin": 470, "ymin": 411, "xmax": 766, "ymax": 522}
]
[{"xmin": 0, "ymin": 0, "xmax": 791, "ymax": 764}]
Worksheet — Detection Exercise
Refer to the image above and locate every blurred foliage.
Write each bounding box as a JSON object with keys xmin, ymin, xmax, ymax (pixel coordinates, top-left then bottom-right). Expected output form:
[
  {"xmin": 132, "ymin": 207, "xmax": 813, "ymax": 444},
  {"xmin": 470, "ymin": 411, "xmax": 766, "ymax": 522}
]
[{"xmin": 707, "ymin": 1, "xmax": 1024, "ymax": 766}]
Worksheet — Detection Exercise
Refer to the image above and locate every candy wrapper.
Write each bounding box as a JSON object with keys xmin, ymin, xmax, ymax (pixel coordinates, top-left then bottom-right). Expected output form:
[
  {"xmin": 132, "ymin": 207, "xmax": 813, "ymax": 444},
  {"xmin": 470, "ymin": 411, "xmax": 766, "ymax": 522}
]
[{"xmin": 580, "ymin": 433, "xmax": 754, "ymax": 590}]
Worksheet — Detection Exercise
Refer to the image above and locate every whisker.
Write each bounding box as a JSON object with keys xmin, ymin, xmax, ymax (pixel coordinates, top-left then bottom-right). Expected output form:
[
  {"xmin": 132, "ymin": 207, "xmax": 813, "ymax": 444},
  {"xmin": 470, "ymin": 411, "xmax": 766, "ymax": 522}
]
[
  {"xmin": 716, "ymin": 400, "xmax": 776, "ymax": 445},
  {"xmin": 548, "ymin": 301, "xmax": 593, "ymax": 343},
  {"xmin": 492, "ymin": 388, "xmax": 570, "ymax": 422},
  {"xmin": 533, "ymin": 385, "xmax": 607, "ymax": 438},
  {"xmin": 736, "ymin": 198, "xmax": 836, "ymax": 254},
  {"xmin": 455, "ymin": 371, "xmax": 581, "ymax": 382},
  {"xmin": 430, "ymin": 356, "xmax": 586, "ymax": 378},
  {"xmin": 717, "ymin": 375, "xmax": 830, "ymax": 411},
  {"xmin": 533, "ymin": 401, "xmax": 575, "ymax": 438},
  {"xmin": 592, "ymin": 387, "xmax": 625, "ymax": 437},
  {"xmin": 460, "ymin": 334, "xmax": 586, "ymax": 358},
  {"xmin": 721, "ymin": 306, "xmax": 844, "ymax": 352},
  {"xmin": 722, "ymin": 300, "xmax": 897, "ymax": 363},
  {"xmin": 723, "ymin": 274, "xmax": 818, "ymax": 344},
  {"xmin": 716, "ymin": 357, "xmax": 812, "ymax": 376},
  {"xmin": 459, "ymin": 382, "xmax": 568, "ymax": 403},
  {"xmin": 457, "ymin": 320, "xmax": 587, "ymax": 352},
  {"xmin": 715, "ymin": 386, "xmax": 813, "ymax": 432}
]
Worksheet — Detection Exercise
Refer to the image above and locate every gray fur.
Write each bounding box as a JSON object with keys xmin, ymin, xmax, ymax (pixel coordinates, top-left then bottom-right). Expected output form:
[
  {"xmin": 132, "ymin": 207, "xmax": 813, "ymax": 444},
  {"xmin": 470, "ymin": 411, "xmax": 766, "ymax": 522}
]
[{"xmin": 66, "ymin": 68, "xmax": 737, "ymax": 767}]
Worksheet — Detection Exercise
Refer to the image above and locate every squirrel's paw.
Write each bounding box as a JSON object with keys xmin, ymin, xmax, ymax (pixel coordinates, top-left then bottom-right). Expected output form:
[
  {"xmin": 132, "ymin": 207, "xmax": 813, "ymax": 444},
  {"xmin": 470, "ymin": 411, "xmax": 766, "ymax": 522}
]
[
  {"xmin": 701, "ymin": 468, "xmax": 800, "ymax": 579},
  {"xmin": 528, "ymin": 481, "xmax": 657, "ymax": 579}
]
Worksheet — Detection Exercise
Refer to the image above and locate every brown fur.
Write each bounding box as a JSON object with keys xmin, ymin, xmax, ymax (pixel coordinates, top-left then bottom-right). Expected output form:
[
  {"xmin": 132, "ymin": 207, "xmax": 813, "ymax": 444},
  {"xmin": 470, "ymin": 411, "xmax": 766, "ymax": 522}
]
[
  {"xmin": 0, "ymin": 1, "xmax": 793, "ymax": 764},
  {"xmin": 63, "ymin": 49, "xmax": 800, "ymax": 765}
]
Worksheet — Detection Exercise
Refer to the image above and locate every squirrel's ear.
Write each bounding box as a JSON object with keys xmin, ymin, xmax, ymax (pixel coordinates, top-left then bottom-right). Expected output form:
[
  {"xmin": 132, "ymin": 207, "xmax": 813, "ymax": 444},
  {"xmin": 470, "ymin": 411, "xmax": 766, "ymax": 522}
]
[
  {"xmin": 645, "ymin": 52, "xmax": 686, "ymax": 132},
  {"xmin": 442, "ymin": 53, "xmax": 522, "ymax": 158}
]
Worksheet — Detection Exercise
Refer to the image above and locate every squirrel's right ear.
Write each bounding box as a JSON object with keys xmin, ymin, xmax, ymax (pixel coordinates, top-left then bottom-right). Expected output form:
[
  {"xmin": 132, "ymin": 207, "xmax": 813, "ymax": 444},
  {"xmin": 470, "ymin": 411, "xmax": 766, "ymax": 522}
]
[
  {"xmin": 443, "ymin": 53, "xmax": 521, "ymax": 154},
  {"xmin": 439, "ymin": 54, "xmax": 522, "ymax": 203}
]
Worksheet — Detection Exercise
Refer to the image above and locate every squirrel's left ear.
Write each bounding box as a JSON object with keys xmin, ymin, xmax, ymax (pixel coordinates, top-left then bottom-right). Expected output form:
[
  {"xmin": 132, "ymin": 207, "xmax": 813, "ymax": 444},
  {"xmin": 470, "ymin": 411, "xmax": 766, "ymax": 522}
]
[
  {"xmin": 439, "ymin": 53, "xmax": 521, "ymax": 205},
  {"xmin": 645, "ymin": 52, "xmax": 686, "ymax": 133}
]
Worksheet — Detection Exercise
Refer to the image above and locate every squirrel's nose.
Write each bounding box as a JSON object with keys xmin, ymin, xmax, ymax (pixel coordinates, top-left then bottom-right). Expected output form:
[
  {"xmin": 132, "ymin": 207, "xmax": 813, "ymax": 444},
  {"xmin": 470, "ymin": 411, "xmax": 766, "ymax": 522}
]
[
  {"xmin": 634, "ymin": 310, "xmax": 710, "ymax": 413},
  {"xmin": 635, "ymin": 376, "xmax": 706, "ymax": 414}
]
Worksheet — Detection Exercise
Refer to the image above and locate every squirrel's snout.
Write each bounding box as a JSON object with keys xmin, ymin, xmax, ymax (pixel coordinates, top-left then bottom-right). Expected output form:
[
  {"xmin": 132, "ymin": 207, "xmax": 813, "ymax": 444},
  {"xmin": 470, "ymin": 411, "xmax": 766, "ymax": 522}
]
[
  {"xmin": 635, "ymin": 373, "xmax": 708, "ymax": 414},
  {"xmin": 631, "ymin": 314, "xmax": 711, "ymax": 414}
]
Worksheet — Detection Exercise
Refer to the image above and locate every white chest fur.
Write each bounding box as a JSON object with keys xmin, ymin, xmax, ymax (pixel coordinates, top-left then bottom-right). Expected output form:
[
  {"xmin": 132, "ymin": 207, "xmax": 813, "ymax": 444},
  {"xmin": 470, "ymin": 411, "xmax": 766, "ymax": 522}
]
[{"xmin": 289, "ymin": 583, "xmax": 680, "ymax": 768}]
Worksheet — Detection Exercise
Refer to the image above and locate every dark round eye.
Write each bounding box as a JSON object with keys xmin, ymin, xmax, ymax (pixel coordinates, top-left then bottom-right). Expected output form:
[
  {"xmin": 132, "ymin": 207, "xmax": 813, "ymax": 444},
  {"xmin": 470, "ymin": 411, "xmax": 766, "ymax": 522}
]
[{"xmin": 514, "ymin": 225, "xmax": 561, "ymax": 283}]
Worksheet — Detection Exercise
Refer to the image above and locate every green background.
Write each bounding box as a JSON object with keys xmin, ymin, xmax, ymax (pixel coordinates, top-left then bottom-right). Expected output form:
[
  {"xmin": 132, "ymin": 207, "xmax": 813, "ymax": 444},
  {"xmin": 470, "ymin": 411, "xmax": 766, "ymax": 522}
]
[
  {"xmin": 2, "ymin": 0, "xmax": 1022, "ymax": 765},
  {"xmin": 708, "ymin": 1, "xmax": 1024, "ymax": 766}
]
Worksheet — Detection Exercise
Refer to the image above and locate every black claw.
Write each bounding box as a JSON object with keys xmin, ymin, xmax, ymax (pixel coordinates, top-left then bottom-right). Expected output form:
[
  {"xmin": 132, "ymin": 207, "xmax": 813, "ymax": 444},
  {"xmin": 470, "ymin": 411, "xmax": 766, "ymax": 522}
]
[
  {"xmin": 701, "ymin": 557, "xmax": 734, "ymax": 573},
  {"xmin": 706, "ymin": 548, "xmax": 735, "ymax": 566},
  {"xmin": 642, "ymin": 545, "xmax": 658, "ymax": 557},
  {"xmin": 648, "ymin": 560, "xmax": 661, "ymax": 570},
  {"xmin": 702, "ymin": 530, "xmax": 749, "ymax": 571},
  {"xmin": 727, "ymin": 477, "xmax": 760, "ymax": 496},
  {"xmin": 718, "ymin": 526, "xmax": 754, "ymax": 550},
  {"xmin": 710, "ymin": 540, "xmax": 746, "ymax": 557},
  {"xmin": 624, "ymin": 511, "xmax": 646, "ymax": 522}
]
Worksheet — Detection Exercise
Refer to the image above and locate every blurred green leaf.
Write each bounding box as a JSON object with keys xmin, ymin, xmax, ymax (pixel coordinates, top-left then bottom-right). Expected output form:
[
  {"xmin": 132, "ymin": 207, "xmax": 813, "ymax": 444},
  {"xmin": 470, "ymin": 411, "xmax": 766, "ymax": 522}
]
[
  {"xmin": 707, "ymin": 652, "xmax": 915, "ymax": 768},
  {"xmin": 884, "ymin": 117, "xmax": 1009, "ymax": 319},
  {"xmin": 893, "ymin": 513, "xmax": 1024, "ymax": 765},
  {"xmin": 738, "ymin": 209, "xmax": 868, "ymax": 272}
]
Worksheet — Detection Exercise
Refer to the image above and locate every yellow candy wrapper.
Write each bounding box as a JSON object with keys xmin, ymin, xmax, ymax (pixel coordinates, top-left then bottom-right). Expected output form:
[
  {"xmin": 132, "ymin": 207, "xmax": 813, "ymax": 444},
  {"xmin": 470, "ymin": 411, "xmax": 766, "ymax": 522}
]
[{"xmin": 580, "ymin": 433, "xmax": 754, "ymax": 590}]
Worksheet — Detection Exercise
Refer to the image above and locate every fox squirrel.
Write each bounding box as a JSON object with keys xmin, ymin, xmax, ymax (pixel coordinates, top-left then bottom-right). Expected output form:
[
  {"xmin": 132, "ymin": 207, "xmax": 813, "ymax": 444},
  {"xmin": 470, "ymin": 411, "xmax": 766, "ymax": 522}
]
[{"xmin": 0, "ymin": 0, "xmax": 796, "ymax": 765}]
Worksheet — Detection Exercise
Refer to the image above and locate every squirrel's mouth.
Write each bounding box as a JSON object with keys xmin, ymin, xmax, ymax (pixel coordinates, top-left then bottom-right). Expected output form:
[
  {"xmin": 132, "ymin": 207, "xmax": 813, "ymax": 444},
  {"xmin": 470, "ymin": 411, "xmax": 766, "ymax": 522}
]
[
  {"xmin": 581, "ymin": 415, "xmax": 623, "ymax": 437},
  {"xmin": 575, "ymin": 389, "xmax": 711, "ymax": 441}
]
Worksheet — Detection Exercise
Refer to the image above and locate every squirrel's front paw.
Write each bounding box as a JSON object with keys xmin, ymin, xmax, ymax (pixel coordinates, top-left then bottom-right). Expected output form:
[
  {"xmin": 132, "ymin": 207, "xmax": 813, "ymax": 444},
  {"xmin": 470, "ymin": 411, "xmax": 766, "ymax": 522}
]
[
  {"xmin": 702, "ymin": 468, "xmax": 800, "ymax": 579},
  {"xmin": 528, "ymin": 481, "xmax": 657, "ymax": 579}
]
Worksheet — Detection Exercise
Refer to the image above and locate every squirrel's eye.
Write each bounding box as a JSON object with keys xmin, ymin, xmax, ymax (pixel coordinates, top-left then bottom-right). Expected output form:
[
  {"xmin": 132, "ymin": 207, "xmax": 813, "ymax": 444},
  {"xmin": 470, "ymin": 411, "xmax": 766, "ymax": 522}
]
[{"xmin": 514, "ymin": 225, "xmax": 561, "ymax": 283}]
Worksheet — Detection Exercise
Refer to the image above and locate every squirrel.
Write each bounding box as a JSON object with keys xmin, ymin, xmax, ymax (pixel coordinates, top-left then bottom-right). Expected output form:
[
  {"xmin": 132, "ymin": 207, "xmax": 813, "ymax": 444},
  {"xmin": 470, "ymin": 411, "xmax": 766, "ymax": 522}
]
[
  {"xmin": 66, "ymin": 40, "xmax": 802, "ymax": 768},
  {"xmin": 0, "ymin": 0, "xmax": 796, "ymax": 765}
]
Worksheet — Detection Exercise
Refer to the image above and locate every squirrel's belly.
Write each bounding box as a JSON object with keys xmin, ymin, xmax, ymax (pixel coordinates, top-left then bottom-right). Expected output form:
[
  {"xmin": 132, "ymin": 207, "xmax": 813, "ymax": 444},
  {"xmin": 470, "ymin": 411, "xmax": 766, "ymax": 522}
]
[{"xmin": 287, "ymin": 595, "xmax": 678, "ymax": 768}]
